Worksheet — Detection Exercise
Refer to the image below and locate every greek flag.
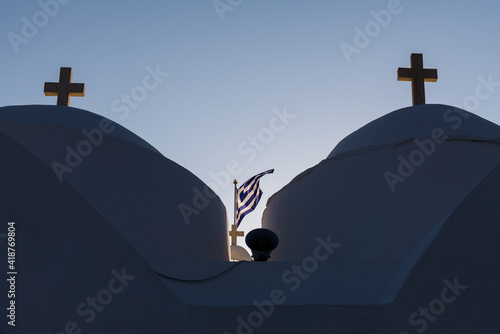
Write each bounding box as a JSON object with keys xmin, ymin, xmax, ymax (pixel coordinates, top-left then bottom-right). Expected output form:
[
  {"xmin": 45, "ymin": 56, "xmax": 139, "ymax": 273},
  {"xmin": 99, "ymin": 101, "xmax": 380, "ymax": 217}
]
[{"xmin": 236, "ymin": 169, "xmax": 274, "ymax": 227}]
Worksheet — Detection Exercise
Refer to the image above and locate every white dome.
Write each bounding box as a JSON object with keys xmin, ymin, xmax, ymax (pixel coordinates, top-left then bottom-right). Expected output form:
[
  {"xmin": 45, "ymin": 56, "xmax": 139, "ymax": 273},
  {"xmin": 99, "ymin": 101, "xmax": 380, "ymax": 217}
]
[
  {"xmin": 263, "ymin": 103, "xmax": 500, "ymax": 303},
  {"xmin": 0, "ymin": 105, "xmax": 229, "ymax": 263},
  {"xmin": 329, "ymin": 104, "xmax": 500, "ymax": 158}
]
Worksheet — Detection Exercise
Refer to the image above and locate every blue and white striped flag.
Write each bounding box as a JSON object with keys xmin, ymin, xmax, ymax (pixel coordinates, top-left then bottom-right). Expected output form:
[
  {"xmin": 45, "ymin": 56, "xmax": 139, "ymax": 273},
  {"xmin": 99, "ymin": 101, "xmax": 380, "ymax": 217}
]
[{"xmin": 236, "ymin": 169, "xmax": 274, "ymax": 227}]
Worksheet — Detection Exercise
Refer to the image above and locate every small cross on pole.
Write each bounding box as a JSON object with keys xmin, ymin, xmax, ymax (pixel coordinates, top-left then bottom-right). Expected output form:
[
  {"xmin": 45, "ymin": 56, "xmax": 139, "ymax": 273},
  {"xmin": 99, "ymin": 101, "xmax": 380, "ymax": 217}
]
[
  {"xmin": 398, "ymin": 53, "xmax": 437, "ymax": 106},
  {"xmin": 229, "ymin": 223, "xmax": 244, "ymax": 246},
  {"xmin": 229, "ymin": 179, "xmax": 244, "ymax": 246},
  {"xmin": 44, "ymin": 67, "xmax": 85, "ymax": 106}
]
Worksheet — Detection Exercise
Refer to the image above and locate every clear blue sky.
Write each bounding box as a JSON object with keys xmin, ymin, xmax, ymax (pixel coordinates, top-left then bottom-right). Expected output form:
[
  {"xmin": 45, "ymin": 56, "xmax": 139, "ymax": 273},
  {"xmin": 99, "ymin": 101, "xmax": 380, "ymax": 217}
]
[{"xmin": 2, "ymin": 0, "xmax": 500, "ymax": 247}]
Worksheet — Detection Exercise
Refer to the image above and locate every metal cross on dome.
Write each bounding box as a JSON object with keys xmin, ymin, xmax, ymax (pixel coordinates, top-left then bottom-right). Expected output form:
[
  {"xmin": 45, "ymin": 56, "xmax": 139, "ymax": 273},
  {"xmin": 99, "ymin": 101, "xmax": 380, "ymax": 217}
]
[
  {"xmin": 44, "ymin": 67, "xmax": 85, "ymax": 106},
  {"xmin": 398, "ymin": 53, "xmax": 438, "ymax": 106}
]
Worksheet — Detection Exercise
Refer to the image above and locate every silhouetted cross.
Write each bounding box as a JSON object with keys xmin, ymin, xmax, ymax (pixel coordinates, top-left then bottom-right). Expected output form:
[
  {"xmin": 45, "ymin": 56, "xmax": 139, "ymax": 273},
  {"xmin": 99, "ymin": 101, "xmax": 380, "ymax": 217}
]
[
  {"xmin": 229, "ymin": 224, "xmax": 244, "ymax": 245},
  {"xmin": 398, "ymin": 53, "xmax": 437, "ymax": 106},
  {"xmin": 44, "ymin": 67, "xmax": 85, "ymax": 106}
]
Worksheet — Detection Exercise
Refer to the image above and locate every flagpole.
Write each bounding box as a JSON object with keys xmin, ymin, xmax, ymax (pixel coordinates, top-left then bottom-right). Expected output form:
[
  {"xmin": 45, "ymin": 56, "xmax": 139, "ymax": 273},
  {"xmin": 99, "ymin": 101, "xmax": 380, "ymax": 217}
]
[{"xmin": 233, "ymin": 179, "xmax": 238, "ymax": 228}]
